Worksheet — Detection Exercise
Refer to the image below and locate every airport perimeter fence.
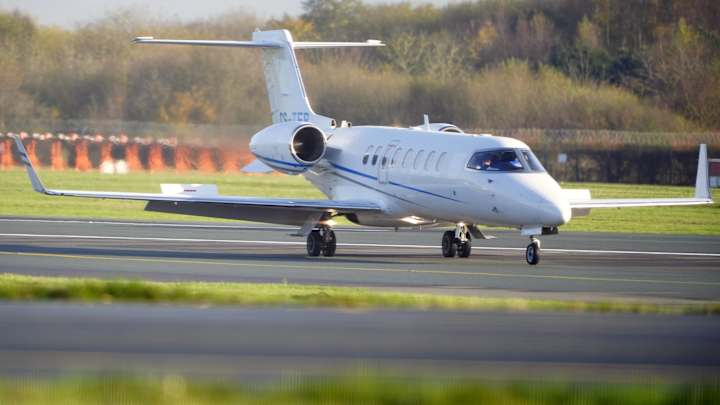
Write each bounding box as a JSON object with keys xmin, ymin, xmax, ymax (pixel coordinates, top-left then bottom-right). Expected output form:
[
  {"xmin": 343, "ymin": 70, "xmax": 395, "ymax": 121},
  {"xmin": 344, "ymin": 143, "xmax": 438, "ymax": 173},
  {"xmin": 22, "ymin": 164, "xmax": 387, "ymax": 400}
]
[
  {"xmin": 1, "ymin": 125, "xmax": 718, "ymax": 185},
  {"xmin": 484, "ymin": 129, "xmax": 720, "ymax": 185}
]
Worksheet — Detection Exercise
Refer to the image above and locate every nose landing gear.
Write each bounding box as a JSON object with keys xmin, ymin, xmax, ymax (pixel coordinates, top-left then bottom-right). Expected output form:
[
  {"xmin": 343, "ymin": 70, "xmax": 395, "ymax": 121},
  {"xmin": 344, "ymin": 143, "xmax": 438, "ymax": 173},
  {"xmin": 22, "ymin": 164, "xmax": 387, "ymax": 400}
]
[
  {"xmin": 441, "ymin": 223, "xmax": 472, "ymax": 258},
  {"xmin": 525, "ymin": 236, "xmax": 540, "ymax": 265},
  {"xmin": 306, "ymin": 226, "xmax": 337, "ymax": 257}
]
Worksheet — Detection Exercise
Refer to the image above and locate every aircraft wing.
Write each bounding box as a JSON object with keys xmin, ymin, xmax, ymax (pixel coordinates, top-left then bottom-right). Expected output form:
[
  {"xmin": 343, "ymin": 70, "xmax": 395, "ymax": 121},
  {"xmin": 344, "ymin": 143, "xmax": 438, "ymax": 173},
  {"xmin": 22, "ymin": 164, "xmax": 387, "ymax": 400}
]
[
  {"xmin": 566, "ymin": 144, "xmax": 713, "ymax": 211},
  {"xmin": 569, "ymin": 197, "xmax": 712, "ymax": 209},
  {"xmin": 12, "ymin": 137, "xmax": 381, "ymax": 227}
]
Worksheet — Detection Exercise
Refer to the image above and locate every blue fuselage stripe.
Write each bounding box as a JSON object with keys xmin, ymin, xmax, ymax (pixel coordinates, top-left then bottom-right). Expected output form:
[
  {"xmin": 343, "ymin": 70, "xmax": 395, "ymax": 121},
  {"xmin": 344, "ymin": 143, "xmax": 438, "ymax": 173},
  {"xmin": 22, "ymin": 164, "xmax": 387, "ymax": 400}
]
[{"xmin": 329, "ymin": 162, "xmax": 461, "ymax": 203}]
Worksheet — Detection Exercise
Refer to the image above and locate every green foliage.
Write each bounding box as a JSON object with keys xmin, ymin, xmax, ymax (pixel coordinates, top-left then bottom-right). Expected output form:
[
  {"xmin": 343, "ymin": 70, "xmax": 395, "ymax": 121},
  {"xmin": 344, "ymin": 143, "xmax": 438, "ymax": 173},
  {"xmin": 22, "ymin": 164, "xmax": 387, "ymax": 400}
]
[
  {"xmin": 470, "ymin": 61, "xmax": 692, "ymax": 131},
  {"xmin": 0, "ymin": 168, "xmax": 717, "ymax": 234},
  {"xmin": 0, "ymin": 1, "xmax": 718, "ymax": 130}
]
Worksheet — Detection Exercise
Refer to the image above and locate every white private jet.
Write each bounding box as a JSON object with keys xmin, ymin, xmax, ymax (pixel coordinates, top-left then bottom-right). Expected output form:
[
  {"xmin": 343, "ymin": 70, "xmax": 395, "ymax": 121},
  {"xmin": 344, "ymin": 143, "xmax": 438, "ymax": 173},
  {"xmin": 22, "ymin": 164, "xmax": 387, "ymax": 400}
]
[{"xmin": 14, "ymin": 29, "xmax": 713, "ymax": 265}]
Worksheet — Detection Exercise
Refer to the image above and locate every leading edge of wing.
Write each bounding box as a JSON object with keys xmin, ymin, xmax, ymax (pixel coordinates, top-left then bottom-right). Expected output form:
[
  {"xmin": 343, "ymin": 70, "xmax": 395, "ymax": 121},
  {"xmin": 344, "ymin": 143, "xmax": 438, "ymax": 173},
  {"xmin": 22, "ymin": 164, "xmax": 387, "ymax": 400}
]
[
  {"xmin": 45, "ymin": 189, "xmax": 381, "ymax": 212},
  {"xmin": 570, "ymin": 197, "xmax": 713, "ymax": 209},
  {"xmin": 11, "ymin": 135, "xmax": 380, "ymax": 213}
]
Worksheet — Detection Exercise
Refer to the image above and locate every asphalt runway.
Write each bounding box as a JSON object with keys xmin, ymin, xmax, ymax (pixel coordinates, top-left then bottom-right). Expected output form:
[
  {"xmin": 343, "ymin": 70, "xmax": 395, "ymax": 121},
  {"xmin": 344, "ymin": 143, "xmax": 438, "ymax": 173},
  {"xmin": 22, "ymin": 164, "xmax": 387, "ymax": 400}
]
[
  {"xmin": 1, "ymin": 217, "xmax": 719, "ymax": 301},
  {"xmin": 1, "ymin": 217, "xmax": 719, "ymax": 379},
  {"xmin": 1, "ymin": 302, "xmax": 719, "ymax": 380}
]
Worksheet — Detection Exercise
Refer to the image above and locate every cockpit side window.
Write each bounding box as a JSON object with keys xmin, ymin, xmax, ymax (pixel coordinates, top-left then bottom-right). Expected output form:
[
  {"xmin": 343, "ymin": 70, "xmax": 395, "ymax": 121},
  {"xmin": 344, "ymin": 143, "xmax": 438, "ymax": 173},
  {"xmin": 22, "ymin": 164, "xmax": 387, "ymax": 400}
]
[
  {"xmin": 467, "ymin": 149, "xmax": 524, "ymax": 172},
  {"xmin": 519, "ymin": 149, "xmax": 545, "ymax": 172},
  {"xmin": 467, "ymin": 148, "xmax": 546, "ymax": 173}
]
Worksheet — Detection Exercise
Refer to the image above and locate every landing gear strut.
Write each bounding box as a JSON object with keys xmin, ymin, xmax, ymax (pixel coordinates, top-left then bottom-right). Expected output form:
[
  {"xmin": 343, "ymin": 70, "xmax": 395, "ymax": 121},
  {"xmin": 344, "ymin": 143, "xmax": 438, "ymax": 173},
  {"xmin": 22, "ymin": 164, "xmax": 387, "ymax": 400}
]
[
  {"xmin": 306, "ymin": 226, "xmax": 336, "ymax": 257},
  {"xmin": 441, "ymin": 223, "xmax": 472, "ymax": 258},
  {"xmin": 525, "ymin": 236, "xmax": 540, "ymax": 265}
]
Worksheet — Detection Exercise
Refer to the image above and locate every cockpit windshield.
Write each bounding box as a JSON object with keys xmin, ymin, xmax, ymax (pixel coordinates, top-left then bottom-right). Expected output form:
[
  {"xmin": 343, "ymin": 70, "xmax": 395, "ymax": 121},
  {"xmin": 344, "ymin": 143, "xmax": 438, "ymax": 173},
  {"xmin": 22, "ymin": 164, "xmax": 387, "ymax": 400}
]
[{"xmin": 466, "ymin": 148, "xmax": 546, "ymax": 173}]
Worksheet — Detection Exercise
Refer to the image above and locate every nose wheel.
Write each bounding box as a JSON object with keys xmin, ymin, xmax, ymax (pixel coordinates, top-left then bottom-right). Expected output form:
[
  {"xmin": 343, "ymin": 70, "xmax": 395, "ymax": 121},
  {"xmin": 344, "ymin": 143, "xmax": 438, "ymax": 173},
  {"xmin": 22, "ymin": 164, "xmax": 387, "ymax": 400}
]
[
  {"xmin": 306, "ymin": 227, "xmax": 337, "ymax": 257},
  {"xmin": 441, "ymin": 224, "xmax": 472, "ymax": 258},
  {"xmin": 525, "ymin": 236, "xmax": 540, "ymax": 265}
]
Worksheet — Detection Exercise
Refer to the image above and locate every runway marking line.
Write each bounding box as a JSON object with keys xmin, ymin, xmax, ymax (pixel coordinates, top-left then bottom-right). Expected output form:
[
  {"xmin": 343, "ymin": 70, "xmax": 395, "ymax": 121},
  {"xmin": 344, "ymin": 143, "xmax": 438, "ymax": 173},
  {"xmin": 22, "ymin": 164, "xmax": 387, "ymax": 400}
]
[
  {"xmin": 1, "ymin": 233, "xmax": 719, "ymax": 258},
  {"xmin": 1, "ymin": 250, "xmax": 719, "ymax": 287}
]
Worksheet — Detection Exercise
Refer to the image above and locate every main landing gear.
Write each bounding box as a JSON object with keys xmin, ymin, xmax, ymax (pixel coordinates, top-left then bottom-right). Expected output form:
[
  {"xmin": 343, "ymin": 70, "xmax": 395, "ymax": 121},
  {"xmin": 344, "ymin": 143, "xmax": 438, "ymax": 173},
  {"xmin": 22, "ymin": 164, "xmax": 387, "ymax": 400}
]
[
  {"xmin": 441, "ymin": 223, "xmax": 472, "ymax": 258},
  {"xmin": 306, "ymin": 226, "xmax": 337, "ymax": 257},
  {"xmin": 525, "ymin": 236, "xmax": 540, "ymax": 265},
  {"xmin": 440, "ymin": 224, "xmax": 543, "ymax": 265}
]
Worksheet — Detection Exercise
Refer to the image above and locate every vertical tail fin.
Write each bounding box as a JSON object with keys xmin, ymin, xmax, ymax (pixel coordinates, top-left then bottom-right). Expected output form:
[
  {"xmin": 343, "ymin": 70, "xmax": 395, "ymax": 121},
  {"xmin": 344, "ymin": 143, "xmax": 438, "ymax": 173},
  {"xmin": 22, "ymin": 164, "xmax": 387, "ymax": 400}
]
[
  {"xmin": 252, "ymin": 30, "xmax": 314, "ymax": 125},
  {"xmin": 134, "ymin": 30, "xmax": 383, "ymax": 129}
]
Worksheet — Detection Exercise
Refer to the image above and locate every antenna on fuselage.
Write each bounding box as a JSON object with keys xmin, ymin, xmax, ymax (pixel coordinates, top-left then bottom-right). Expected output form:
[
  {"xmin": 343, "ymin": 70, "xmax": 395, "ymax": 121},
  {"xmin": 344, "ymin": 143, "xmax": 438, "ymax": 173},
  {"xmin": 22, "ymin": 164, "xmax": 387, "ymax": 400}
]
[{"xmin": 423, "ymin": 114, "xmax": 430, "ymax": 131}]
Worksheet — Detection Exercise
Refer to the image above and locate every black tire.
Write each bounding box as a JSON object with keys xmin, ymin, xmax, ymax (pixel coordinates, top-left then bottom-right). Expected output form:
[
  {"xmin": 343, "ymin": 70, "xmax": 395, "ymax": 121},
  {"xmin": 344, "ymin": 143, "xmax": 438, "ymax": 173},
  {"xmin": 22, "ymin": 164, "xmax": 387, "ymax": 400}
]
[
  {"xmin": 441, "ymin": 230, "xmax": 457, "ymax": 257},
  {"xmin": 307, "ymin": 230, "xmax": 322, "ymax": 257},
  {"xmin": 458, "ymin": 234, "xmax": 472, "ymax": 258},
  {"xmin": 526, "ymin": 243, "xmax": 540, "ymax": 265},
  {"xmin": 321, "ymin": 230, "xmax": 337, "ymax": 257}
]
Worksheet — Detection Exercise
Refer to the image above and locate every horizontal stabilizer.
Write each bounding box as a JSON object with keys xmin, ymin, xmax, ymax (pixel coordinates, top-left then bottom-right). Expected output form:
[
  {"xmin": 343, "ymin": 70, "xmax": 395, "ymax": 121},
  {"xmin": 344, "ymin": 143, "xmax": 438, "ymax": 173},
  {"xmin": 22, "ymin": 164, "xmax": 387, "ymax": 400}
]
[
  {"xmin": 133, "ymin": 37, "xmax": 384, "ymax": 49},
  {"xmin": 293, "ymin": 40, "xmax": 384, "ymax": 49},
  {"xmin": 241, "ymin": 159, "xmax": 273, "ymax": 174},
  {"xmin": 133, "ymin": 37, "xmax": 284, "ymax": 48}
]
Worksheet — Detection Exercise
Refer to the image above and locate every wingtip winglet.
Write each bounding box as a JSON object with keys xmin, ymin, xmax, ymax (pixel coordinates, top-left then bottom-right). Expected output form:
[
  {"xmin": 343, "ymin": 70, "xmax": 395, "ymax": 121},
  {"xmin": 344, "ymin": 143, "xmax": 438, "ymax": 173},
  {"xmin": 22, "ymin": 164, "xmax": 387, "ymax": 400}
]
[
  {"xmin": 12, "ymin": 135, "xmax": 47, "ymax": 194},
  {"xmin": 695, "ymin": 144, "xmax": 712, "ymax": 201}
]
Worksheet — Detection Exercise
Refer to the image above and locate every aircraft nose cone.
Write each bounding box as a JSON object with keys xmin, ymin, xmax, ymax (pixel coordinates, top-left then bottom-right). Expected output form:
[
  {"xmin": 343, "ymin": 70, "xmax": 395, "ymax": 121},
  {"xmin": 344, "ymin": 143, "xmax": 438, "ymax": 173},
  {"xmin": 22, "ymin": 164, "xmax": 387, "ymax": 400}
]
[{"xmin": 540, "ymin": 200, "xmax": 571, "ymax": 225}]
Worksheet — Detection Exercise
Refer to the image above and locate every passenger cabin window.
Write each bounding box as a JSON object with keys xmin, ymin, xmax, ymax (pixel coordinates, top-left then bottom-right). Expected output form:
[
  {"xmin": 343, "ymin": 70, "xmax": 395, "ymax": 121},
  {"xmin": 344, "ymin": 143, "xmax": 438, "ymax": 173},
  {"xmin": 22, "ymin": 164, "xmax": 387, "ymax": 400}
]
[
  {"xmin": 373, "ymin": 146, "xmax": 382, "ymax": 166},
  {"xmin": 414, "ymin": 150, "xmax": 425, "ymax": 170},
  {"xmin": 466, "ymin": 148, "xmax": 546, "ymax": 172},
  {"xmin": 362, "ymin": 145, "xmax": 373, "ymax": 165},
  {"xmin": 391, "ymin": 148, "xmax": 402, "ymax": 167},
  {"xmin": 436, "ymin": 152, "xmax": 447, "ymax": 172},
  {"xmin": 425, "ymin": 151, "xmax": 436, "ymax": 171},
  {"xmin": 402, "ymin": 149, "xmax": 413, "ymax": 168}
]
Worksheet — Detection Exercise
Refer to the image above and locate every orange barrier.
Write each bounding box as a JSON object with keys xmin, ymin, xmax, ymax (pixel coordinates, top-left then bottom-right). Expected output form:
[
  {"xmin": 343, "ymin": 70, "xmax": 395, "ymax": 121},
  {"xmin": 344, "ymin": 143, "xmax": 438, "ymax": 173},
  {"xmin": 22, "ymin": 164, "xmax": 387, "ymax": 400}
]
[
  {"xmin": 125, "ymin": 143, "xmax": 143, "ymax": 171},
  {"xmin": 75, "ymin": 141, "xmax": 92, "ymax": 171},
  {"xmin": 100, "ymin": 142, "xmax": 113, "ymax": 164},
  {"xmin": 197, "ymin": 147, "xmax": 215, "ymax": 172},
  {"xmin": 174, "ymin": 145, "xmax": 193, "ymax": 172},
  {"xmin": 1, "ymin": 139, "xmax": 14, "ymax": 169},
  {"xmin": 25, "ymin": 140, "xmax": 40, "ymax": 167},
  {"xmin": 220, "ymin": 149, "xmax": 240, "ymax": 172},
  {"xmin": 148, "ymin": 143, "xmax": 165, "ymax": 172},
  {"xmin": 51, "ymin": 140, "xmax": 65, "ymax": 170},
  {"xmin": 1, "ymin": 132, "xmax": 260, "ymax": 173}
]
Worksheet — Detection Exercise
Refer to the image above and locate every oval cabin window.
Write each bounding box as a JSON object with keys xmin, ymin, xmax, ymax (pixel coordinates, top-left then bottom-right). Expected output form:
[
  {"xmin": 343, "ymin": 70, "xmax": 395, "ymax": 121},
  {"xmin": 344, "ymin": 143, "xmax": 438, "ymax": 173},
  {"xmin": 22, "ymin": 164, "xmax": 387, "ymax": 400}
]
[
  {"xmin": 414, "ymin": 150, "xmax": 425, "ymax": 170},
  {"xmin": 425, "ymin": 151, "xmax": 436, "ymax": 171}
]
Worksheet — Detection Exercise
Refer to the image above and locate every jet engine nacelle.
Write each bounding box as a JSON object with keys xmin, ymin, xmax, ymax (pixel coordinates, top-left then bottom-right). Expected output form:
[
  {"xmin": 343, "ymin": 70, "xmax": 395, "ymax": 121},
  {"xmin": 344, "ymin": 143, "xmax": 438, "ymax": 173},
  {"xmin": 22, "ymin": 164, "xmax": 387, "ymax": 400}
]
[
  {"xmin": 411, "ymin": 123, "xmax": 464, "ymax": 133},
  {"xmin": 250, "ymin": 122, "xmax": 327, "ymax": 174}
]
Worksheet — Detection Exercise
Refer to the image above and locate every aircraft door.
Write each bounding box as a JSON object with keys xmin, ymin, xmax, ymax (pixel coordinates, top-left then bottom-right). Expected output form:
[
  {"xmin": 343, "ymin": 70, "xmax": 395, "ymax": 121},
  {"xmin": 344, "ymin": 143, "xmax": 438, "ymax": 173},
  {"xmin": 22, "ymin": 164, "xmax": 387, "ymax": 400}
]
[{"xmin": 378, "ymin": 143, "xmax": 397, "ymax": 184}]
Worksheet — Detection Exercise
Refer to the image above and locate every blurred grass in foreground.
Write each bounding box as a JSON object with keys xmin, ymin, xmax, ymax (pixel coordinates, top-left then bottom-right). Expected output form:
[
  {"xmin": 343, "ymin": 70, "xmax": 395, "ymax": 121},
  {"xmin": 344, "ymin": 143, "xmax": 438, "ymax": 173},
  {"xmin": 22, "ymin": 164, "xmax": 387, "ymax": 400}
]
[
  {"xmin": 1, "ymin": 274, "xmax": 718, "ymax": 315},
  {"xmin": 0, "ymin": 168, "xmax": 717, "ymax": 234},
  {"xmin": 1, "ymin": 375, "xmax": 718, "ymax": 405}
]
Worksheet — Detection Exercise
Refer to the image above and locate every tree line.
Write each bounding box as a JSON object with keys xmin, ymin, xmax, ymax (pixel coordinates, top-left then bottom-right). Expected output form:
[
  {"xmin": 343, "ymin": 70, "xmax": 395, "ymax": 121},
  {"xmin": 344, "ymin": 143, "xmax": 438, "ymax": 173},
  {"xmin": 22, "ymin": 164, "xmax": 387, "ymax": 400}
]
[{"xmin": 0, "ymin": 0, "xmax": 718, "ymax": 133}]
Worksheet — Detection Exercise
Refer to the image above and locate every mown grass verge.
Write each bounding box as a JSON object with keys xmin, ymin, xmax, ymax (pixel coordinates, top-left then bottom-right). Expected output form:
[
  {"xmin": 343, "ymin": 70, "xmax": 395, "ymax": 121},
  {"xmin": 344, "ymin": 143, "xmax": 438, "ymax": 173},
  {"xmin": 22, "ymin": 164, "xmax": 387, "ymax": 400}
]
[
  {"xmin": 1, "ymin": 375, "xmax": 718, "ymax": 405},
  {"xmin": 1, "ymin": 168, "xmax": 717, "ymax": 234},
  {"xmin": 1, "ymin": 274, "xmax": 718, "ymax": 315}
]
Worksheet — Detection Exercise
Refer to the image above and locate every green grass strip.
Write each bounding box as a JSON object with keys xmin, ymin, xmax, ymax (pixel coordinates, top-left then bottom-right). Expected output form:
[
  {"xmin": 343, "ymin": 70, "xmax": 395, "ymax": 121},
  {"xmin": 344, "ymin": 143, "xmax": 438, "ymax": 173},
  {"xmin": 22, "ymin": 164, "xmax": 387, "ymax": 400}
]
[
  {"xmin": 1, "ymin": 274, "xmax": 718, "ymax": 315},
  {"xmin": 2, "ymin": 168, "xmax": 718, "ymax": 234},
  {"xmin": 1, "ymin": 375, "xmax": 719, "ymax": 405}
]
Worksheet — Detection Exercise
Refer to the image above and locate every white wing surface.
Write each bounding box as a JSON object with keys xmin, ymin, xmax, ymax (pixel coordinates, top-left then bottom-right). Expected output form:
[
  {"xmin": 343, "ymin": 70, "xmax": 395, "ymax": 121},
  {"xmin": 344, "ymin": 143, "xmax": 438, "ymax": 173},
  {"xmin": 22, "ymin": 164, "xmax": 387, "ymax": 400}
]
[
  {"xmin": 12, "ymin": 137, "xmax": 381, "ymax": 226},
  {"xmin": 566, "ymin": 144, "xmax": 713, "ymax": 210}
]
